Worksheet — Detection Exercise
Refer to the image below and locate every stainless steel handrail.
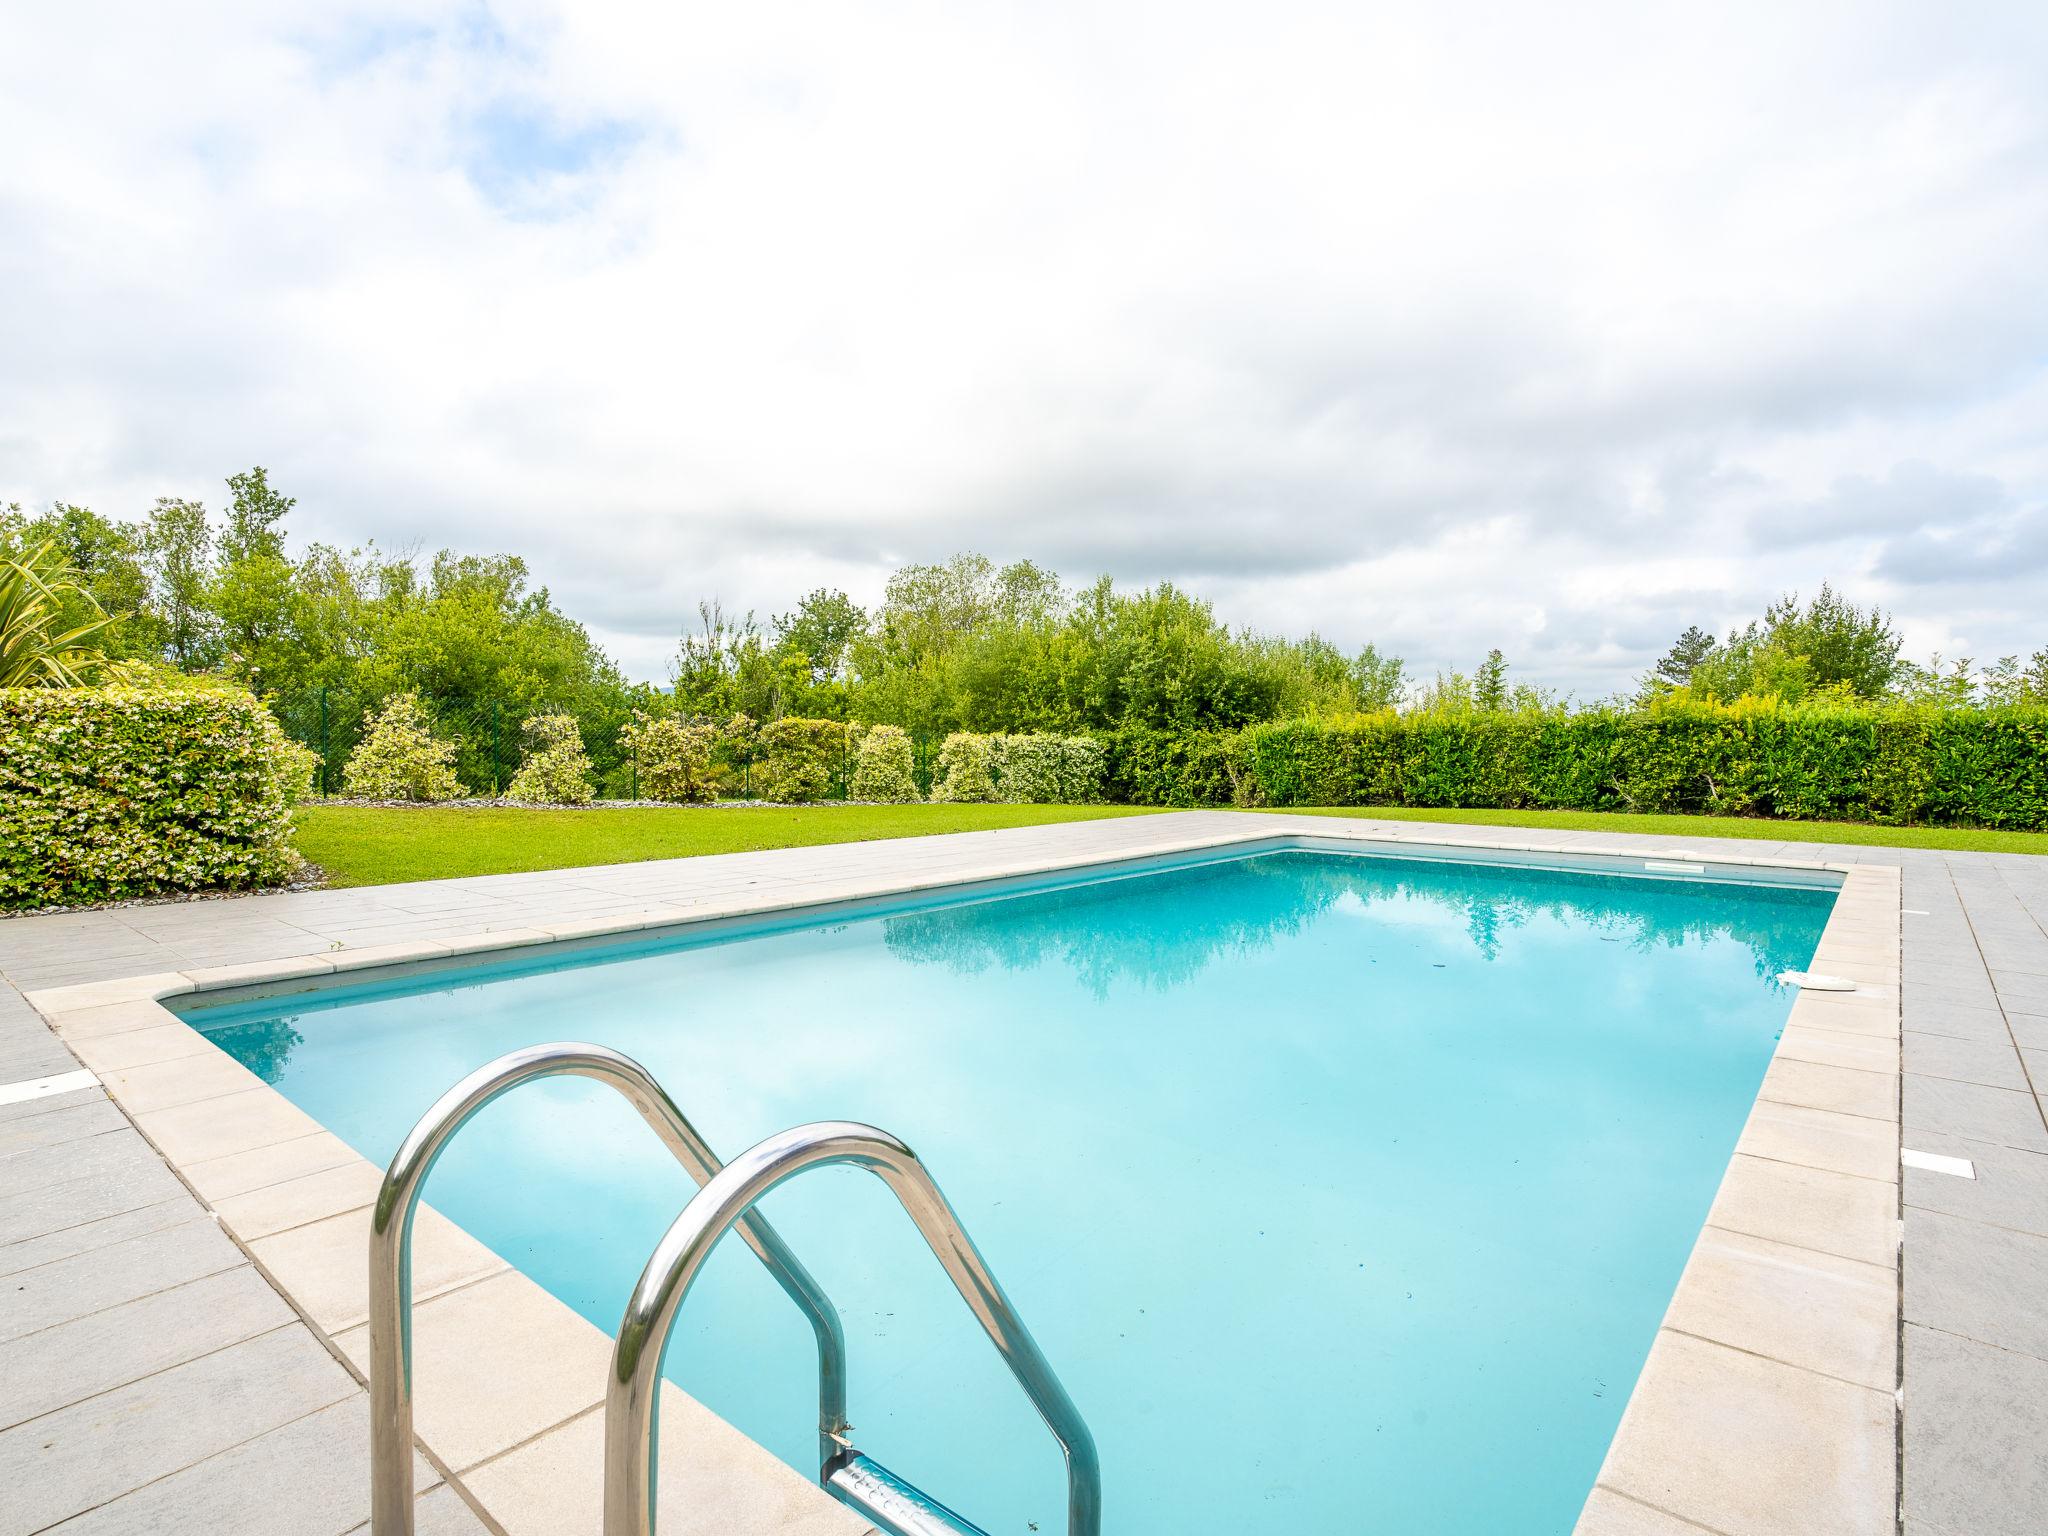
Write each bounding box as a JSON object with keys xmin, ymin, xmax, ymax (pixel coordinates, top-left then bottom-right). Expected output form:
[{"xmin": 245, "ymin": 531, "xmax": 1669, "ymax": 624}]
[
  {"xmin": 367, "ymin": 1043, "xmax": 849, "ymax": 1536},
  {"xmin": 603, "ymin": 1120, "xmax": 1101, "ymax": 1536}
]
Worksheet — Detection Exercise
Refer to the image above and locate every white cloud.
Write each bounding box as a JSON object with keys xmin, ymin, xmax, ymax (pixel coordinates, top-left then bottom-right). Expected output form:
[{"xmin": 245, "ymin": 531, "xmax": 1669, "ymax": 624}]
[{"xmin": 4, "ymin": 0, "xmax": 2046, "ymax": 689}]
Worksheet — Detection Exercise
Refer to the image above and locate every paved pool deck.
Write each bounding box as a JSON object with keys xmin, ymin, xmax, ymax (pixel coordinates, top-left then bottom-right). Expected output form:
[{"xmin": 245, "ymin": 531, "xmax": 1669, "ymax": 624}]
[{"xmin": 1, "ymin": 810, "xmax": 2043, "ymax": 1535}]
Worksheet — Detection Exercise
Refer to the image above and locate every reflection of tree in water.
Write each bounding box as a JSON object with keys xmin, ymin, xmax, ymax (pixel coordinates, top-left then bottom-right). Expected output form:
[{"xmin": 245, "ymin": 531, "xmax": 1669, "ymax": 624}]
[
  {"xmin": 882, "ymin": 852, "xmax": 1831, "ymax": 997},
  {"xmin": 202, "ymin": 1015, "xmax": 306, "ymax": 1082},
  {"xmin": 885, "ymin": 860, "xmax": 1344, "ymax": 997}
]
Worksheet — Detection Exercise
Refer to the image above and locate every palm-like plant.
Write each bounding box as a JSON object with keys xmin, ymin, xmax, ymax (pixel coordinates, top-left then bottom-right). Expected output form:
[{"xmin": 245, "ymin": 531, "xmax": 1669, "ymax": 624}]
[{"xmin": 0, "ymin": 540, "xmax": 119, "ymax": 687}]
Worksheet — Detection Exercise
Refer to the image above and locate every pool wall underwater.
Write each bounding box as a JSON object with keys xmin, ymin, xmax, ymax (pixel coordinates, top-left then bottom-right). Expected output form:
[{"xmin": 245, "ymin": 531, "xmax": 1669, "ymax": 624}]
[{"xmin": 26, "ymin": 822, "xmax": 1903, "ymax": 1536}]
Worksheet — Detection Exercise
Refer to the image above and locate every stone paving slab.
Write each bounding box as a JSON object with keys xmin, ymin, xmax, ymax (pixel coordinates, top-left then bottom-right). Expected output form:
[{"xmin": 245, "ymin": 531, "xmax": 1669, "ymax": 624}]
[{"xmin": 1902, "ymin": 1325, "xmax": 2048, "ymax": 1536}]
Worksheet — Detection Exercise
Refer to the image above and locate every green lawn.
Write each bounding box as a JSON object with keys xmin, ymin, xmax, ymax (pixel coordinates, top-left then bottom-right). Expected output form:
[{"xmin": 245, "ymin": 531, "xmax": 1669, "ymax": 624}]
[
  {"xmin": 295, "ymin": 799, "xmax": 2047, "ymax": 888},
  {"xmin": 292, "ymin": 802, "xmax": 1162, "ymax": 887},
  {"xmin": 1261, "ymin": 804, "xmax": 2048, "ymax": 855}
]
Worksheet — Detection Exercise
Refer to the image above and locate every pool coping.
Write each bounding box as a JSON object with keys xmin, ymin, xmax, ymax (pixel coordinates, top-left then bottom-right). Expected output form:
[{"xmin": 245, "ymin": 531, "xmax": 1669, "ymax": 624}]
[{"xmin": 21, "ymin": 823, "xmax": 1902, "ymax": 1536}]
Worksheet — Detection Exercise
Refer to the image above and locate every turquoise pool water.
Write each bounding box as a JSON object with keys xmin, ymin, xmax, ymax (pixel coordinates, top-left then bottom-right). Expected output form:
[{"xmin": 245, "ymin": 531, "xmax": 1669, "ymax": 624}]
[{"xmin": 188, "ymin": 847, "xmax": 1832, "ymax": 1534}]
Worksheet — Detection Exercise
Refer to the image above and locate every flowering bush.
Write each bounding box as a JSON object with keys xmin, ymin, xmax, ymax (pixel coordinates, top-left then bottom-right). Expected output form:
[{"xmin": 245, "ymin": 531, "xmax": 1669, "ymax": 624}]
[
  {"xmin": 993, "ymin": 733, "xmax": 1105, "ymax": 803},
  {"xmin": 341, "ymin": 694, "xmax": 466, "ymax": 801},
  {"xmin": 621, "ymin": 712, "xmax": 719, "ymax": 803},
  {"xmin": 930, "ymin": 732, "xmax": 998, "ymax": 802},
  {"xmin": 0, "ymin": 686, "xmax": 305, "ymax": 909},
  {"xmin": 753, "ymin": 717, "xmax": 848, "ymax": 802},
  {"xmin": 506, "ymin": 712, "xmax": 596, "ymax": 804},
  {"xmin": 930, "ymin": 731, "xmax": 1101, "ymax": 802},
  {"xmin": 850, "ymin": 724, "xmax": 920, "ymax": 802}
]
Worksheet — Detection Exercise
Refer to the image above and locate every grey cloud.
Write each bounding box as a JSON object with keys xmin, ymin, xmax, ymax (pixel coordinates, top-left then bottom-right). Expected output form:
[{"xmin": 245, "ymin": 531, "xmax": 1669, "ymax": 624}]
[
  {"xmin": 1877, "ymin": 508, "xmax": 2048, "ymax": 585},
  {"xmin": 1754, "ymin": 462, "xmax": 2011, "ymax": 550}
]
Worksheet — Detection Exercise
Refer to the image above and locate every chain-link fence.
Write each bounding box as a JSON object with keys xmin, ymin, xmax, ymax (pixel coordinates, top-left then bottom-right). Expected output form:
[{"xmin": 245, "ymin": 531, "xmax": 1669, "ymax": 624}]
[{"xmin": 270, "ymin": 687, "xmax": 943, "ymax": 801}]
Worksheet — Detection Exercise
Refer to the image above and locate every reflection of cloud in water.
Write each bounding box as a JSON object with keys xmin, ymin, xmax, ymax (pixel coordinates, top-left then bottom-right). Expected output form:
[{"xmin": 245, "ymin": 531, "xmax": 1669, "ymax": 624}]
[{"xmin": 883, "ymin": 852, "xmax": 1831, "ymax": 995}]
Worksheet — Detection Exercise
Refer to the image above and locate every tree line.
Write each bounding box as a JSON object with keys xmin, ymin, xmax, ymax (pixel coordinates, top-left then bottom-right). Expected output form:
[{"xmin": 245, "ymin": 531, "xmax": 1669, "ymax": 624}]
[{"xmin": 5, "ymin": 469, "xmax": 2044, "ymax": 744}]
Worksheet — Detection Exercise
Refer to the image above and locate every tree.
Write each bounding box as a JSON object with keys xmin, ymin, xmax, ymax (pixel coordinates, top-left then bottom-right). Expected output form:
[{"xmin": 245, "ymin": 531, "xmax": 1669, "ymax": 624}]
[
  {"xmin": 773, "ymin": 588, "xmax": 866, "ymax": 683},
  {"xmin": 208, "ymin": 469, "xmax": 303, "ymax": 678},
  {"xmin": 1351, "ymin": 644, "xmax": 1407, "ymax": 710},
  {"xmin": 143, "ymin": 498, "xmax": 216, "ymax": 669},
  {"xmin": 1760, "ymin": 585, "xmax": 1900, "ymax": 697},
  {"xmin": 1653, "ymin": 625, "xmax": 1717, "ymax": 687},
  {"xmin": 1980, "ymin": 650, "xmax": 2048, "ymax": 706},
  {"xmin": 1474, "ymin": 649, "xmax": 1509, "ymax": 712},
  {"xmin": 221, "ymin": 466, "xmax": 293, "ymax": 564}
]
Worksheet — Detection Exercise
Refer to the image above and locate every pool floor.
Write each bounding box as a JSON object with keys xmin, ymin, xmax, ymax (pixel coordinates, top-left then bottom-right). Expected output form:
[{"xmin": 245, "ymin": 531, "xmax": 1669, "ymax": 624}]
[{"xmin": 190, "ymin": 849, "xmax": 1832, "ymax": 1535}]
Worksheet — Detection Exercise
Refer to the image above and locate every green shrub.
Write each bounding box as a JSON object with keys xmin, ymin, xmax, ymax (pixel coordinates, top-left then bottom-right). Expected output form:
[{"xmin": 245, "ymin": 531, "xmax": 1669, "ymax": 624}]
[
  {"xmin": 273, "ymin": 735, "xmax": 321, "ymax": 806},
  {"xmin": 850, "ymin": 724, "xmax": 920, "ymax": 802},
  {"xmin": 506, "ymin": 712, "xmax": 595, "ymax": 805},
  {"xmin": 342, "ymin": 693, "xmax": 466, "ymax": 801},
  {"xmin": 1097, "ymin": 726, "xmax": 1243, "ymax": 806},
  {"xmin": 754, "ymin": 716, "xmax": 847, "ymax": 802},
  {"xmin": 1200, "ymin": 702, "xmax": 2048, "ymax": 828},
  {"xmin": 930, "ymin": 732, "xmax": 998, "ymax": 802},
  {"xmin": 621, "ymin": 712, "xmax": 718, "ymax": 803},
  {"xmin": 0, "ymin": 686, "xmax": 305, "ymax": 909},
  {"xmin": 993, "ymin": 733, "xmax": 1106, "ymax": 803}
]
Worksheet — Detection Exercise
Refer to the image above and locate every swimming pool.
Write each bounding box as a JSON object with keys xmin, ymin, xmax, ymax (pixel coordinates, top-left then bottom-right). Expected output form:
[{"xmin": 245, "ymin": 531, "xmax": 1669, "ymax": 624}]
[{"xmin": 186, "ymin": 843, "xmax": 1835, "ymax": 1535}]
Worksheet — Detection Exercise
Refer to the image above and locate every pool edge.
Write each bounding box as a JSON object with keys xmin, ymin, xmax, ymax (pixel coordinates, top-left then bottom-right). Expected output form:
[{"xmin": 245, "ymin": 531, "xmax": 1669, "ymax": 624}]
[{"xmin": 23, "ymin": 821, "xmax": 1898, "ymax": 1536}]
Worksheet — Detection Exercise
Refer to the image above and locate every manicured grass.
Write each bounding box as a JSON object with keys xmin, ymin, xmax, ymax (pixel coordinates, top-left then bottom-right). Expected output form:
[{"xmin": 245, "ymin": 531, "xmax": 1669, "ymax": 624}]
[
  {"xmin": 1261, "ymin": 804, "xmax": 2048, "ymax": 855},
  {"xmin": 295, "ymin": 799, "xmax": 2047, "ymax": 889},
  {"xmin": 293, "ymin": 802, "xmax": 1162, "ymax": 887}
]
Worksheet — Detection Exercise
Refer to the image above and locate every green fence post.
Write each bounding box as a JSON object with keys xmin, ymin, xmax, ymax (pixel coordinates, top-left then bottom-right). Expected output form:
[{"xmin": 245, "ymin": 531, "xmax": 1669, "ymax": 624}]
[
  {"xmin": 318, "ymin": 687, "xmax": 329, "ymax": 796},
  {"xmin": 491, "ymin": 702, "xmax": 502, "ymax": 795}
]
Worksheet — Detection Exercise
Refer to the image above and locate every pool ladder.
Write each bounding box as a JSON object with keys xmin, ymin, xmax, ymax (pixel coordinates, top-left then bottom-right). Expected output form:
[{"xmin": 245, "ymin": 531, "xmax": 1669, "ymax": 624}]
[{"xmin": 365, "ymin": 1042, "xmax": 1101, "ymax": 1536}]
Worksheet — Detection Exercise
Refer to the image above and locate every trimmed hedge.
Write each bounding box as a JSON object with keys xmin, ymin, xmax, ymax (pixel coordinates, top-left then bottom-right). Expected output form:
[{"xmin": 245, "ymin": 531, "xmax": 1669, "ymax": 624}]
[
  {"xmin": 993, "ymin": 733, "xmax": 1106, "ymax": 804},
  {"xmin": 1096, "ymin": 703, "xmax": 2048, "ymax": 828},
  {"xmin": 1, "ymin": 687, "xmax": 307, "ymax": 909},
  {"xmin": 931, "ymin": 732, "xmax": 1105, "ymax": 803}
]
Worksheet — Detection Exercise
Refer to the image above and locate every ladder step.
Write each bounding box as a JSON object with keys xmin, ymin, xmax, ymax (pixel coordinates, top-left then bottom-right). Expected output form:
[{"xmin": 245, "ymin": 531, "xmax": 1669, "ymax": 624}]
[{"xmin": 826, "ymin": 1452, "xmax": 991, "ymax": 1536}]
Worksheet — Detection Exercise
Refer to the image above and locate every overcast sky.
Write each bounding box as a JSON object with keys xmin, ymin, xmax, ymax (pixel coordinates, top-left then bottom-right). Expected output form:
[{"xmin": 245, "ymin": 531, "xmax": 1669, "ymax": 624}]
[{"xmin": 5, "ymin": 2, "xmax": 2045, "ymax": 694}]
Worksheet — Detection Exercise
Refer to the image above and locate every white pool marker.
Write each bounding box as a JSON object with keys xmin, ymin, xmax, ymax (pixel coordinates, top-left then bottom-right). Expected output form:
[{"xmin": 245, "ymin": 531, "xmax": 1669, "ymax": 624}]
[
  {"xmin": 1644, "ymin": 860, "xmax": 1708, "ymax": 875},
  {"xmin": 1902, "ymin": 1149, "xmax": 1976, "ymax": 1180},
  {"xmin": 1903, "ymin": 909, "xmax": 1931, "ymax": 915},
  {"xmin": 0, "ymin": 1068, "xmax": 99, "ymax": 1107},
  {"xmin": 1776, "ymin": 971, "xmax": 1858, "ymax": 992}
]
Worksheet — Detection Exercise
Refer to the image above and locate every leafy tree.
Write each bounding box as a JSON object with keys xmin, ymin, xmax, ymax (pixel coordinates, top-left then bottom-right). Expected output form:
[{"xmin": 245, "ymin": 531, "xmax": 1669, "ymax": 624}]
[
  {"xmin": 1980, "ymin": 650, "xmax": 2048, "ymax": 706},
  {"xmin": 1351, "ymin": 644, "xmax": 1407, "ymax": 709},
  {"xmin": 221, "ymin": 466, "xmax": 293, "ymax": 564},
  {"xmin": 207, "ymin": 467, "xmax": 305, "ymax": 678},
  {"xmin": 1760, "ymin": 585, "xmax": 1900, "ymax": 697},
  {"xmin": 773, "ymin": 588, "xmax": 866, "ymax": 683},
  {"xmin": 143, "ymin": 498, "xmax": 217, "ymax": 669},
  {"xmin": 1663, "ymin": 587, "xmax": 1900, "ymax": 703}
]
